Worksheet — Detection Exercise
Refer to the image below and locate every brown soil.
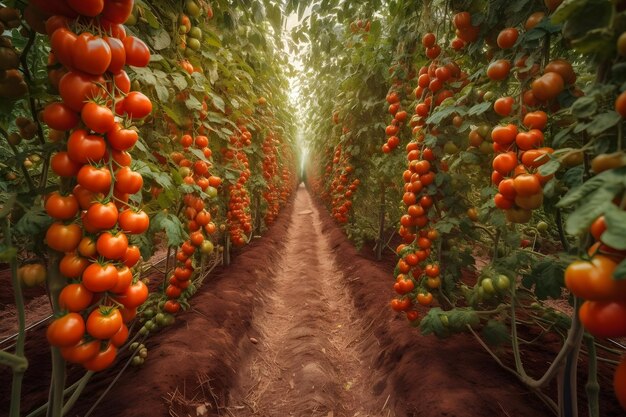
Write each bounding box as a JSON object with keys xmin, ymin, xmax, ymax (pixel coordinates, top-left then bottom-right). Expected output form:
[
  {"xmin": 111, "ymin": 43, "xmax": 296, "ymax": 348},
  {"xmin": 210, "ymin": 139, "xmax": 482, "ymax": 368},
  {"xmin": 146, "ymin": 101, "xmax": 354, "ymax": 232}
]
[{"xmin": 1, "ymin": 186, "xmax": 621, "ymax": 417}]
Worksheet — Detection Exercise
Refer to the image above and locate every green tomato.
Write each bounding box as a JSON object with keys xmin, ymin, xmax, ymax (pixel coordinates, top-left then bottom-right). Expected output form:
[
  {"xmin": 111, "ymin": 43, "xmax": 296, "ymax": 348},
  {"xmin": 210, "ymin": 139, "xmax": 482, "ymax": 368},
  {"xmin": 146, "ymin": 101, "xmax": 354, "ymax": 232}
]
[
  {"xmin": 443, "ymin": 141, "xmax": 459, "ymax": 155},
  {"xmin": 139, "ymin": 348, "xmax": 148, "ymax": 358},
  {"xmin": 206, "ymin": 186, "xmax": 218, "ymax": 199},
  {"xmin": 179, "ymin": 166, "xmax": 191, "ymax": 177},
  {"xmin": 131, "ymin": 356, "xmax": 143, "ymax": 366},
  {"xmin": 187, "ymin": 38, "xmax": 201, "ymax": 51},
  {"xmin": 185, "ymin": 0, "xmax": 201, "ymax": 17},
  {"xmin": 200, "ymin": 240, "xmax": 214, "ymax": 255},
  {"xmin": 481, "ymin": 278, "xmax": 496, "ymax": 295},
  {"xmin": 536, "ymin": 221, "xmax": 549, "ymax": 233},
  {"xmin": 483, "ymin": 91, "xmax": 495, "ymax": 101},
  {"xmin": 125, "ymin": 13, "xmax": 137, "ymax": 26},
  {"xmin": 495, "ymin": 274, "xmax": 511, "ymax": 291},
  {"xmin": 440, "ymin": 315, "xmax": 449, "ymax": 327},
  {"xmin": 479, "ymin": 141, "xmax": 493, "ymax": 155},
  {"xmin": 189, "ymin": 27, "xmax": 202, "ymax": 39},
  {"xmin": 142, "ymin": 308, "xmax": 155, "ymax": 319},
  {"xmin": 138, "ymin": 326, "xmax": 149, "ymax": 336}
]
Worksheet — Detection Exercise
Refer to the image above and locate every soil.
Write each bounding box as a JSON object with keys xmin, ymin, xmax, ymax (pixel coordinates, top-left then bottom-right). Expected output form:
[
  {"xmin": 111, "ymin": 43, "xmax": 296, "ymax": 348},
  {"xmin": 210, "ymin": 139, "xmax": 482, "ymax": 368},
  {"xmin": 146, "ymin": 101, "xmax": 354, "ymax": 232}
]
[{"xmin": 1, "ymin": 185, "xmax": 622, "ymax": 417}]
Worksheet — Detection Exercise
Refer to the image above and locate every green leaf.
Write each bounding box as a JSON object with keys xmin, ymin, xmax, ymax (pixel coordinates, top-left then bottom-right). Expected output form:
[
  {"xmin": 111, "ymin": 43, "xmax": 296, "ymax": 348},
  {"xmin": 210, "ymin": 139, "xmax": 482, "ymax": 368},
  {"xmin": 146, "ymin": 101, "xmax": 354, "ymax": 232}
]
[
  {"xmin": 185, "ymin": 95, "xmax": 203, "ymax": 111},
  {"xmin": 586, "ymin": 111, "xmax": 621, "ymax": 136},
  {"xmin": 602, "ymin": 205, "xmax": 626, "ymax": 250},
  {"xmin": 151, "ymin": 29, "xmax": 171, "ymax": 50},
  {"xmin": 420, "ymin": 307, "xmax": 449, "ymax": 338},
  {"xmin": 570, "ymin": 96, "xmax": 597, "ymax": 118},
  {"xmin": 615, "ymin": 259, "xmax": 626, "ymax": 280},
  {"xmin": 557, "ymin": 167, "xmax": 626, "ymax": 207},
  {"xmin": 210, "ymin": 93, "xmax": 226, "ymax": 112},
  {"xmin": 481, "ymin": 320, "xmax": 509, "ymax": 346},
  {"xmin": 149, "ymin": 212, "xmax": 185, "ymax": 247},
  {"xmin": 521, "ymin": 259, "xmax": 567, "ymax": 300},
  {"xmin": 539, "ymin": 159, "xmax": 561, "ymax": 176},
  {"xmin": 14, "ymin": 206, "xmax": 52, "ymax": 237},
  {"xmin": 170, "ymin": 73, "xmax": 188, "ymax": 90},
  {"xmin": 467, "ymin": 102, "xmax": 491, "ymax": 116}
]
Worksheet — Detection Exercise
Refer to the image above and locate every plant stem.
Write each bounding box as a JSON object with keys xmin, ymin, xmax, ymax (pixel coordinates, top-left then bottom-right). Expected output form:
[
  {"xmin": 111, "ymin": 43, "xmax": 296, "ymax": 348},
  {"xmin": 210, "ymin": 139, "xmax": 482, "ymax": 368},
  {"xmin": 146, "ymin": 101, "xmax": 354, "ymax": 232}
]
[
  {"xmin": 25, "ymin": 372, "xmax": 91, "ymax": 417},
  {"xmin": 3, "ymin": 214, "xmax": 29, "ymax": 417},
  {"xmin": 555, "ymin": 208, "xmax": 570, "ymax": 252},
  {"xmin": 61, "ymin": 371, "xmax": 93, "ymax": 416},
  {"xmin": 584, "ymin": 334, "xmax": 600, "ymax": 417},
  {"xmin": 46, "ymin": 251, "xmax": 66, "ymax": 417}
]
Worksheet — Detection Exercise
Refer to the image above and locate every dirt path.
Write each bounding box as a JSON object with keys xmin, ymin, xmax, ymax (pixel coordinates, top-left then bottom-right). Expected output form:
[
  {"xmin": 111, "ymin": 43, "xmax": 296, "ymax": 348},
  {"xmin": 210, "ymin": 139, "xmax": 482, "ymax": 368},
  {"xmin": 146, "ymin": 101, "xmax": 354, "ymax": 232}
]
[{"xmin": 228, "ymin": 187, "xmax": 387, "ymax": 416}]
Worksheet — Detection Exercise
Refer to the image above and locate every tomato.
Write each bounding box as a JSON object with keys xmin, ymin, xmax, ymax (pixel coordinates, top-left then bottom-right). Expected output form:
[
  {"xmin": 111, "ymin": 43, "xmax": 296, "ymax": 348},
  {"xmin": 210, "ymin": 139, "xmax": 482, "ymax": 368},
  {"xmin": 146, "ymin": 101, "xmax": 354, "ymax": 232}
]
[
  {"xmin": 590, "ymin": 216, "xmax": 607, "ymax": 241},
  {"xmin": 491, "ymin": 124, "xmax": 517, "ymax": 145},
  {"xmin": 496, "ymin": 28, "xmax": 518, "ymax": 49},
  {"xmin": 453, "ymin": 12, "xmax": 472, "ymax": 29},
  {"xmin": 523, "ymin": 111, "xmax": 548, "ymax": 130},
  {"xmin": 107, "ymin": 124, "xmax": 139, "ymax": 151},
  {"xmin": 111, "ymin": 70, "xmax": 131, "ymax": 95},
  {"xmin": 60, "ymin": 339, "xmax": 100, "ymax": 364},
  {"xmin": 51, "ymin": 152, "xmax": 82, "ymax": 177},
  {"xmin": 565, "ymin": 255, "xmax": 626, "ymax": 301},
  {"xmin": 110, "ymin": 265, "xmax": 132, "ymax": 294},
  {"xmin": 59, "ymin": 283, "xmax": 93, "ymax": 312},
  {"xmin": 18, "ymin": 264, "xmax": 47, "ymax": 287},
  {"xmin": 87, "ymin": 307, "xmax": 123, "ymax": 339},
  {"xmin": 487, "ymin": 60, "xmax": 511, "ymax": 81},
  {"xmin": 513, "ymin": 174, "xmax": 542, "ymax": 197},
  {"xmin": 515, "ymin": 193, "xmax": 544, "ymax": 210},
  {"xmin": 85, "ymin": 201, "xmax": 118, "ymax": 230},
  {"xmin": 122, "ymin": 36, "xmax": 150, "ymax": 67},
  {"xmin": 83, "ymin": 343, "xmax": 117, "ymax": 371},
  {"xmin": 102, "ymin": 0, "xmax": 134, "ymax": 24},
  {"xmin": 579, "ymin": 300, "xmax": 626, "ymax": 338},
  {"xmin": 73, "ymin": 32, "xmax": 112, "ymax": 75},
  {"xmin": 493, "ymin": 96, "xmax": 514, "ymax": 116},
  {"xmin": 118, "ymin": 210, "xmax": 150, "ymax": 234},
  {"xmin": 123, "ymin": 245, "xmax": 141, "ymax": 268},
  {"xmin": 50, "ymin": 28, "xmax": 77, "ymax": 68},
  {"xmin": 73, "ymin": 184, "xmax": 99, "ymax": 210},
  {"xmin": 505, "ymin": 207, "xmax": 532, "ymax": 223},
  {"xmin": 103, "ymin": 36, "xmax": 126, "ymax": 74},
  {"xmin": 96, "ymin": 231, "xmax": 128, "ymax": 260},
  {"xmin": 531, "ymin": 72, "xmax": 564, "ymax": 101},
  {"xmin": 59, "ymin": 253, "xmax": 88, "ymax": 279},
  {"xmin": 425, "ymin": 264, "xmax": 440, "ymax": 277},
  {"xmin": 82, "ymin": 262, "xmax": 119, "ymax": 292},
  {"xmin": 525, "ymin": 12, "xmax": 545, "ymax": 30},
  {"xmin": 46, "ymin": 222, "xmax": 82, "ymax": 252},
  {"xmin": 114, "ymin": 167, "xmax": 143, "ymax": 194},
  {"xmin": 45, "ymin": 15, "xmax": 69, "ymax": 36},
  {"xmin": 111, "ymin": 324, "xmax": 129, "ymax": 347},
  {"xmin": 492, "ymin": 152, "xmax": 518, "ymax": 175},
  {"xmin": 591, "ymin": 152, "xmax": 626, "ymax": 173},
  {"xmin": 43, "ymin": 102, "xmax": 79, "ymax": 131},
  {"xmin": 122, "ymin": 91, "xmax": 152, "ymax": 119},
  {"xmin": 163, "ymin": 300, "xmax": 180, "ymax": 314},
  {"xmin": 77, "ymin": 165, "xmax": 112, "ymax": 193},
  {"xmin": 616, "ymin": 91, "xmax": 626, "ymax": 118},
  {"xmin": 67, "ymin": 0, "xmax": 104, "ymax": 16},
  {"xmin": 45, "ymin": 192, "xmax": 79, "ymax": 220},
  {"xmin": 81, "ymin": 102, "xmax": 115, "ymax": 134},
  {"xmin": 67, "ymin": 129, "xmax": 106, "ymax": 164},
  {"xmin": 47, "ymin": 313, "xmax": 85, "ymax": 347},
  {"xmin": 58, "ymin": 71, "xmax": 106, "ymax": 112},
  {"xmin": 544, "ymin": 59, "xmax": 576, "ymax": 85},
  {"xmin": 421, "ymin": 33, "xmax": 436, "ymax": 48},
  {"xmin": 390, "ymin": 297, "xmax": 412, "ymax": 312},
  {"xmin": 116, "ymin": 280, "xmax": 149, "ymax": 308}
]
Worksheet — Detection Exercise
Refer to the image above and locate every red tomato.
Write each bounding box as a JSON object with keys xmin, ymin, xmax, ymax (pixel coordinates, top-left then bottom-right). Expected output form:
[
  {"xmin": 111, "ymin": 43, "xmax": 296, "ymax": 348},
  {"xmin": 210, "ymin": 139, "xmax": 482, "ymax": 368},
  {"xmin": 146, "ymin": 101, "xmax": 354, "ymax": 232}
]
[
  {"xmin": 50, "ymin": 28, "xmax": 77, "ymax": 68},
  {"xmin": 114, "ymin": 166, "xmax": 143, "ymax": 194},
  {"xmin": 104, "ymin": 36, "xmax": 126, "ymax": 73},
  {"xmin": 60, "ymin": 339, "xmax": 100, "ymax": 364},
  {"xmin": 45, "ymin": 192, "xmax": 79, "ymax": 220},
  {"xmin": 101, "ymin": 0, "xmax": 134, "ymax": 24},
  {"xmin": 59, "ymin": 283, "xmax": 93, "ymax": 312},
  {"xmin": 77, "ymin": 165, "xmax": 112, "ymax": 193},
  {"xmin": 67, "ymin": 0, "xmax": 104, "ymax": 16},
  {"xmin": 83, "ymin": 343, "xmax": 117, "ymax": 371},
  {"xmin": 82, "ymin": 262, "xmax": 119, "ymax": 292},
  {"xmin": 579, "ymin": 300, "xmax": 626, "ymax": 338},
  {"xmin": 122, "ymin": 36, "xmax": 150, "ymax": 67},
  {"xmin": 116, "ymin": 280, "xmax": 149, "ymax": 308},
  {"xmin": 81, "ymin": 102, "xmax": 115, "ymax": 134},
  {"xmin": 96, "ymin": 231, "xmax": 129, "ymax": 260},
  {"xmin": 118, "ymin": 210, "xmax": 150, "ymax": 235},
  {"xmin": 46, "ymin": 222, "xmax": 82, "ymax": 252},
  {"xmin": 67, "ymin": 129, "xmax": 106, "ymax": 164},
  {"xmin": 58, "ymin": 71, "xmax": 106, "ymax": 112},
  {"xmin": 43, "ymin": 102, "xmax": 79, "ymax": 131},
  {"xmin": 122, "ymin": 91, "xmax": 152, "ymax": 119},
  {"xmin": 46, "ymin": 313, "xmax": 85, "ymax": 347},
  {"xmin": 86, "ymin": 307, "xmax": 123, "ymax": 339}
]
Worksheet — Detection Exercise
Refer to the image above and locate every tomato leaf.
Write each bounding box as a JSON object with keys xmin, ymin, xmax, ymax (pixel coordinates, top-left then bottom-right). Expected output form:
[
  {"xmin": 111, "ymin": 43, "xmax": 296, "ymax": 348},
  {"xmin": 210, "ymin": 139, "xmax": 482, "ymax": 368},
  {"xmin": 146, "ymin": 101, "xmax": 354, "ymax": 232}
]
[
  {"xmin": 586, "ymin": 111, "xmax": 621, "ymax": 136},
  {"xmin": 557, "ymin": 167, "xmax": 626, "ymax": 207},
  {"xmin": 570, "ymin": 96, "xmax": 597, "ymax": 118},
  {"xmin": 615, "ymin": 259, "xmax": 626, "ymax": 280},
  {"xmin": 149, "ymin": 212, "xmax": 185, "ymax": 248},
  {"xmin": 521, "ymin": 259, "xmax": 567, "ymax": 300},
  {"xmin": 481, "ymin": 320, "xmax": 509, "ymax": 346},
  {"xmin": 467, "ymin": 102, "xmax": 491, "ymax": 116},
  {"xmin": 539, "ymin": 159, "xmax": 561, "ymax": 176},
  {"xmin": 14, "ymin": 205, "xmax": 52, "ymax": 237}
]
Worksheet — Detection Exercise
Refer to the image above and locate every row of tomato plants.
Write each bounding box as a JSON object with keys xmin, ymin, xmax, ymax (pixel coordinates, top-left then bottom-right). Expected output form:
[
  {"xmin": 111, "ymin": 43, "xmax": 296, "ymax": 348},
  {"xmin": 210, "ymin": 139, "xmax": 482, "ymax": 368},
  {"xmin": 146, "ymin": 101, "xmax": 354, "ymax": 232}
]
[
  {"xmin": 297, "ymin": 0, "xmax": 626, "ymax": 415},
  {"xmin": 0, "ymin": 1, "xmax": 298, "ymax": 416}
]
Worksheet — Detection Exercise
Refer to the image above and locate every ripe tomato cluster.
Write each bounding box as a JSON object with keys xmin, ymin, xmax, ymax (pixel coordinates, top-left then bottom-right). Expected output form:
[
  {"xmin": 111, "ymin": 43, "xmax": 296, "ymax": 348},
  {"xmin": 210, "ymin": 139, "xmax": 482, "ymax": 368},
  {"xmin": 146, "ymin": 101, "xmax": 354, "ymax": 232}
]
[
  {"xmin": 223, "ymin": 125, "xmax": 253, "ymax": 246},
  {"xmin": 450, "ymin": 11, "xmax": 480, "ymax": 51},
  {"xmin": 381, "ymin": 91, "xmax": 408, "ymax": 153},
  {"xmin": 327, "ymin": 146, "xmax": 359, "ymax": 223},
  {"xmin": 36, "ymin": 0, "xmax": 151, "ymax": 372},
  {"xmin": 261, "ymin": 132, "xmax": 294, "ymax": 225},
  {"xmin": 565, "ymin": 214, "xmax": 626, "ymax": 407}
]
